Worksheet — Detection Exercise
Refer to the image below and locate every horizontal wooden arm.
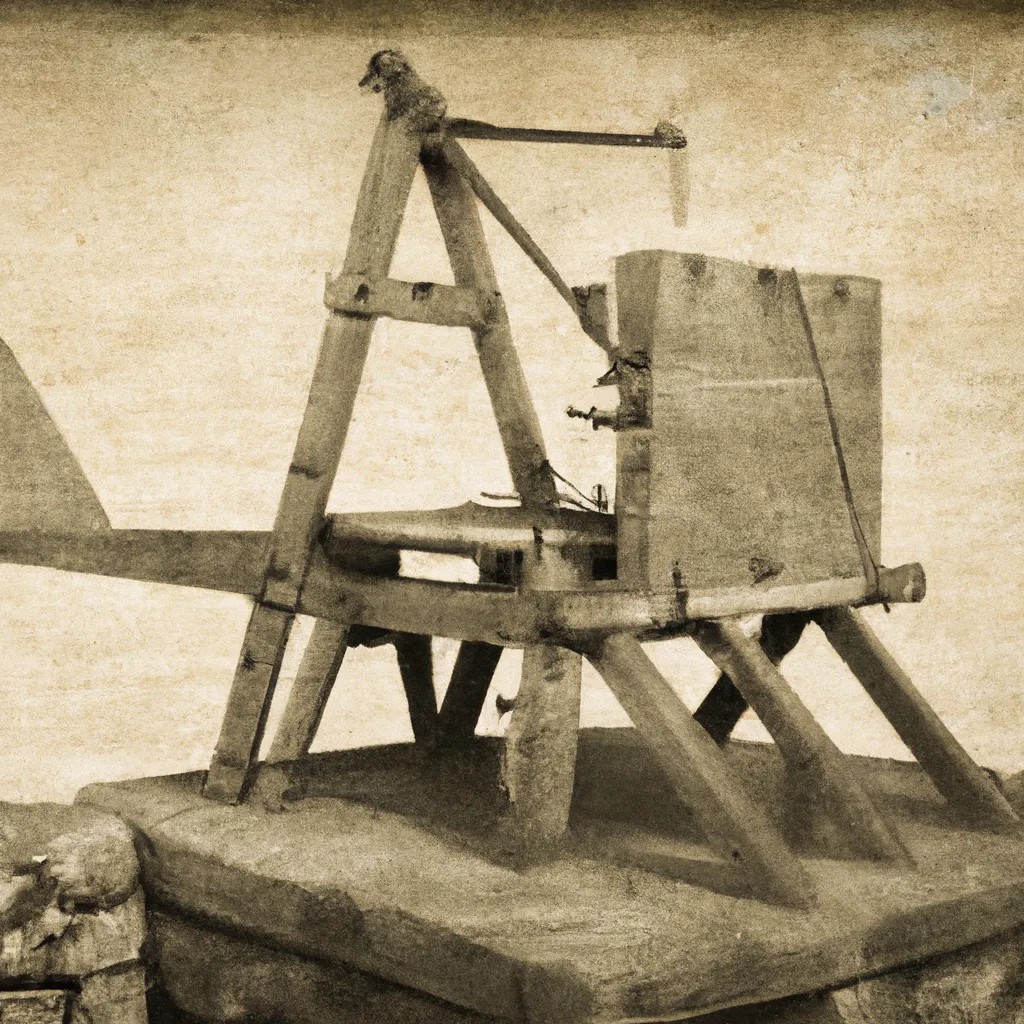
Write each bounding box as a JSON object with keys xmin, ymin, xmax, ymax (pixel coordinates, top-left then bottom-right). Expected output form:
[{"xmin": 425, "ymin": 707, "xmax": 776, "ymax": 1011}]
[{"xmin": 443, "ymin": 118, "xmax": 687, "ymax": 150}]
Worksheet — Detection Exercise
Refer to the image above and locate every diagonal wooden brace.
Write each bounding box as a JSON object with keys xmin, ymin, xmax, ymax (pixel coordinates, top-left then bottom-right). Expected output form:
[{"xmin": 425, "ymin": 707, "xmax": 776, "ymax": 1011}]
[
  {"xmin": 693, "ymin": 620, "xmax": 910, "ymax": 863},
  {"xmin": 818, "ymin": 606, "xmax": 1018, "ymax": 828},
  {"xmin": 588, "ymin": 633, "xmax": 813, "ymax": 907}
]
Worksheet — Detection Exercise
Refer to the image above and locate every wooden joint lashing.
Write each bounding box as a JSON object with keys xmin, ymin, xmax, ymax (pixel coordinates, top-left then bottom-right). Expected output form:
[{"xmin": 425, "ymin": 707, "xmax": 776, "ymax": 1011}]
[{"xmin": 324, "ymin": 273, "xmax": 501, "ymax": 330}]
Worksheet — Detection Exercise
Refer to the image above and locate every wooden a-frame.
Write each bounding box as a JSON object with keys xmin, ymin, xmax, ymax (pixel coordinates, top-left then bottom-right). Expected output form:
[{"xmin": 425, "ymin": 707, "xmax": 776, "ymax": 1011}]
[{"xmin": 198, "ymin": 57, "xmax": 1017, "ymax": 909}]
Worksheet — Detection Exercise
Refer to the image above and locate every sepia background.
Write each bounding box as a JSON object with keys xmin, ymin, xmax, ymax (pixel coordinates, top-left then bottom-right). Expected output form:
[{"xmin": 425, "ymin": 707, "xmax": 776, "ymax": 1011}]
[{"xmin": 0, "ymin": 0, "xmax": 1020, "ymax": 802}]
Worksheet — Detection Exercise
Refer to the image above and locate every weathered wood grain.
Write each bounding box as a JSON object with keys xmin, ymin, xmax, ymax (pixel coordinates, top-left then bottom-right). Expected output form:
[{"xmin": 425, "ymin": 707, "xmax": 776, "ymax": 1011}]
[{"xmin": 79, "ymin": 735, "xmax": 1024, "ymax": 1024}]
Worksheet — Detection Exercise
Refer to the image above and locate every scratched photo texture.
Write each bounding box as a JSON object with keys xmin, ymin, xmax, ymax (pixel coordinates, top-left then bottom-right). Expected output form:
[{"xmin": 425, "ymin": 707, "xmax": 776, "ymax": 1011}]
[{"xmin": 0, "ymin": 0, "xmax": 1020, "ymax": 803}]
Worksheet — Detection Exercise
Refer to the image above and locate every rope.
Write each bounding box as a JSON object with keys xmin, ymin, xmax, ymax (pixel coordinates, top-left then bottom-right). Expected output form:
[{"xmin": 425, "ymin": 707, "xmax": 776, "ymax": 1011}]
[{"xmin": 790, "ymin": 270, "xmax": 881, "ymax": 599}]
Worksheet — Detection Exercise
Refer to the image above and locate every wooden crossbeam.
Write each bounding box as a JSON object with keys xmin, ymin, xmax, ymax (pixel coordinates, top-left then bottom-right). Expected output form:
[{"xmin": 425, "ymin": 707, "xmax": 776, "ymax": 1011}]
[
  {"xmin": 819, "ymin": 606, "xmax": 1019, "ymax": 828},
  {"xmin": 588, "ymin": 633, "xmax": 813, "ymax": 907},
  {"xmin": 323, "ymin": 273, "xmax": 499, "ymax": 330},
  {"xmin": 205, "ymin": 111, "xmax": 421, "ymax": 803},
  {"xmin": 693, "ymin": 620, "xmax": 909, "ymax": 863},
  {"xmin": 443, "ymin": 117, "xmax": 687, "ymax": 149}
]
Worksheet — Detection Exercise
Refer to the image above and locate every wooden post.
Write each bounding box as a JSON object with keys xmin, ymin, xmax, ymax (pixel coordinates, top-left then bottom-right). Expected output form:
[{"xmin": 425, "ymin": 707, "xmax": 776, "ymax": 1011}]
[
  {"xmin": 393, "ymin": 633, "xmax": 439, "ymax": 746},
  {"xmin": 588, "ymin": 633, "xmax": 812, "ymax": 907},
  {"xmin": 435, "ymin": 641, "xmax": 504, "ymax": 747},
  {"xmin": 818, "ymin": 606, "xmax": 1018, "ymax": 827},
  {"xmin": 424, "ymin": 145, "xmax": 562, "ymax": 764},
  {"xmin": 205, "ymin": 112, "xmax": 422, "ymax": 803},
  {"xmin": 501, "ymin": 548, "xmax": 584, "ymax": 859},
  {"xmin": 693, "ymin": 620, "xmax": 909, "ymax": 863}
]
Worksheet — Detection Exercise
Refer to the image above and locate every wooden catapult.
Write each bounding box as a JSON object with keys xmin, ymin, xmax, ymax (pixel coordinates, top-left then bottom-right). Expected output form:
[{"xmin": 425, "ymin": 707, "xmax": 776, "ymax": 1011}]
[{"xmin": 6, "ymin": 49, "xmax": 1024, "ymax": 1024}]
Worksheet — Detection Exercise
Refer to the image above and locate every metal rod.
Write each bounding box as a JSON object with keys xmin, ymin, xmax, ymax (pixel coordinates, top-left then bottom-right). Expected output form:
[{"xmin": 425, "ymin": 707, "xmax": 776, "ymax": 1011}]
[{"xmin": 444, "ymin": 118, "xmax": 687, "ymax": 150}]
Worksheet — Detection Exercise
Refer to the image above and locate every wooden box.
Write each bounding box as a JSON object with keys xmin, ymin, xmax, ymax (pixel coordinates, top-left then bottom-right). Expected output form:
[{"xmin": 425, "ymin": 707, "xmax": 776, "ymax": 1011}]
[{"xmin": 613, "ymin": 250, "xmax": 882, "ymax": 593}]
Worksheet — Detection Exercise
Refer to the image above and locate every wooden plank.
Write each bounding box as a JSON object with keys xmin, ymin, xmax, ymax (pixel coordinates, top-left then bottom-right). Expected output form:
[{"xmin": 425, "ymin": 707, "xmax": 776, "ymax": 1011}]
[
  {"xmin": 0, "ymin": 529, "xmax": 268, "ymax": 595},
  {"xmin": 150, "ymin": 911, "xmax": 495, "ymax": 1024},
  {"xmin": 79, "ymin": 746, "xmax": 1024, "ymax": 1024},
  {"xmin": 612, "ymin": 253, "xmax": 882, "ymax": 594},
  {"xmin": 818, "ymin": 606, "xmax": 1018, "ymax": 827},
  {"xmin": 323, "ymin": 273, "xmax": 498, "ymax": 329},
  {"xmin": 423, "ymin": 150, "xmax": 557, "ymax": 507},
  {"xmin": 588, "ymin": 633, "xmax": 812, "ymax": 907},
  {"xmin": 435, "ymin": 641, "xmax": 504, "ymax": 746},
  {"xmin": 443, "ymin": 117, "xmax": 687, "ymax": 149},
  {"xmin": 694, "ymin": 613, "xmax": 811, "ymax": 745},
  {"xmin": 393, "ymin": 633, "xmax": 439, "ymax": 746},
  {"xmin": 205, "ymin": 603, "xmax": 294, "ymax": 803},
  {"xmin": 693, "ymin": 620, "xmax": 908, "ymax": 863}
]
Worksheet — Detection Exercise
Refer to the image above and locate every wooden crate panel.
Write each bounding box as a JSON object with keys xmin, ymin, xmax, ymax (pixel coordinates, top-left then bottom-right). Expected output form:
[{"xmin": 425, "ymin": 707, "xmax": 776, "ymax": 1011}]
[{"xmin": 614, "ymin": 251, "xmax": 881, "ymax": 592}]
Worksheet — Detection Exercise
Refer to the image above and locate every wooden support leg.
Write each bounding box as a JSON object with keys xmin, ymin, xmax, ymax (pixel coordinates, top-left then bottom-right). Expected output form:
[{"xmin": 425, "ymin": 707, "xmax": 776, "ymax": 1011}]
[
  {"xmin": 589, "ymin": 633, "xmax": 812, "ymax": 907},
  {"xmin": 204, "ymin": 112, "xmax": 421, "ymax": 804},
  {"xmin": 818, "ymin": 606, "xmax": 1018, "ymax": 827},
  {"xmin": 250, "ymin": 617, "xmax": 350, "ymax": 810},
  {"xmin": 501, "ymin": 549, "xmax": 584, "ymax": 860},
  {"xmin": 694, "ymin": 613, "xmax": 812, "ymax": 744},
  {"xmin": 435, "ymin": 641, "xmax": 504, "ymax": 747},
  {"xmin": 393, "ymin": 633, "xmax": 439, "ymax": 746},
  {"xmin": 693, "ymin": 620, "xmax": 909, "ymax": 863},
  {"xmin": 206, "ymin": 603, "xmax": 294, "ymax": 803},
  {"xmin": 502, "ymin": 643, "xmax": 583, "ymax": 859}
]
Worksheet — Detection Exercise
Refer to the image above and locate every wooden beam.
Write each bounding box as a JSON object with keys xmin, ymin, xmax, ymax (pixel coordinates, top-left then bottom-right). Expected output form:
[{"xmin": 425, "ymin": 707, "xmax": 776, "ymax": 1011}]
[
  {"xmin": 818, "ymin": 606, "xmax": 1018, "ymax": 828},
  {"xmin": 323, "ymin": 273, "xmax": 499, "ymax": 330},
  {"xmin": 588, "ymin": 633, "xmax": 812, "ymax": 907},
  {"xmin": 693, "ymin": 620, "xmax": 909, "ymax": 863},
  {"xmin": 442, "ymin": 118, "xmax": 687, "ymax": 149},
  {"xmin": 435, "ymin": 641, "xmax": 504, "ymax": 746},
  {"xmin": 501, "ymin": 549, "xmax": 586, "ymax": 859},
  {"xmin": 393, "ymin": 633, "xmax": 439, "ymax": 746},
  {"xmin": 694, "ymin": 613, "xmax": 811, "ymax": 745},
  {"xmin": 250, "ymin": 618, "xmax": 351, "ymax": 810},
  {"xmin": 205, "ymin": 110, "xmax": 421, "ymax": 804},
  {"xmin": 205, "ymin": 603, "xmax": 294, "ymax": 804},
  {"xmin": 438, "ymin": 139, "xmax": 610, "ymax": 351},
  {"xmin": 423, "ymin": 150, "xmax": 557, "ymax": 507}
]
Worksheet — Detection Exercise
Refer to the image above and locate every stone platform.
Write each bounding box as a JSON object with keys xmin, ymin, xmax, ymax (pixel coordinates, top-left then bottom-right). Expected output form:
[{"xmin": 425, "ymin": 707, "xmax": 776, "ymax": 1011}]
[{"xmin": 77, "ymin": 729, "xmax": 1024, "ymax": 1023}]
